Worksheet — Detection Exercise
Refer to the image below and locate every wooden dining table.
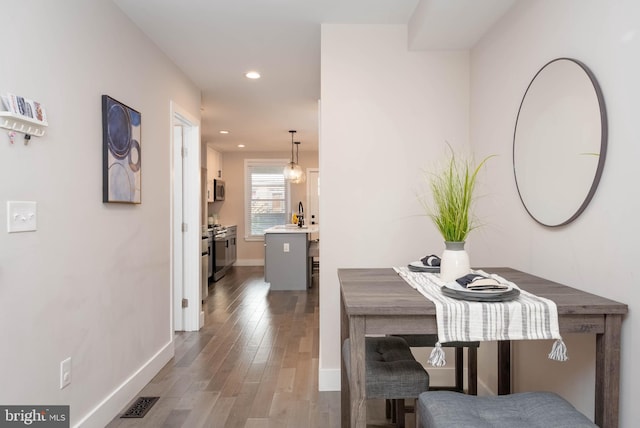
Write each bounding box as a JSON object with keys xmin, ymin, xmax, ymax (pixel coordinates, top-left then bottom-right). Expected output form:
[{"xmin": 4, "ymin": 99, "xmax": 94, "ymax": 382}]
[{"xmin": 339, "ymin": 267, "xmax": 628, "ymax": 428}]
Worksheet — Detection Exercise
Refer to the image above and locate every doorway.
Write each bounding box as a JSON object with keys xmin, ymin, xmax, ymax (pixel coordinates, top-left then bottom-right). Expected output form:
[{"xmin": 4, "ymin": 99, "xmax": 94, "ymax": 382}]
[
  {"xmin": 306, "ymin": 168, "xmax": 319, "ymax": 241},
  {"xmin": 171, "ymin": 102, "xmax": 202, "ymax": 332},
  {"xmin": 306, "ymin": 169, "xmax": 319, "ymax": 224}
]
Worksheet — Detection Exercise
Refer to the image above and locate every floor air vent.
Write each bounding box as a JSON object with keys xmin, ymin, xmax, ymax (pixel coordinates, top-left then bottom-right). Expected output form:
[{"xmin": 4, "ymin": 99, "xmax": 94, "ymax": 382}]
[{"xmin": 120, "ymin": 396, "xmax": 160, "ymax": 418}]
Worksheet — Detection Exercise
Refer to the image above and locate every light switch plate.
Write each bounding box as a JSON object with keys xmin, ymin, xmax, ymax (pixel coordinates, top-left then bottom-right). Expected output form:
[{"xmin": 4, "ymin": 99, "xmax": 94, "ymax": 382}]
[
  {"xmin": 7, "ymin": 201, "xmax": 37, "ymax": 233},
  {"xmin": 60, "ymin": 357, "xmax": 71, "ymax": 389}
]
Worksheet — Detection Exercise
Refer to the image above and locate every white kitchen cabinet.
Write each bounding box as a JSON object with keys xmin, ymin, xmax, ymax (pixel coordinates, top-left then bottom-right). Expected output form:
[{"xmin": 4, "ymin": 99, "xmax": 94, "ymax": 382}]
[
  {"xmin": 206, "ymin": 146, "xmax": 222, "ymax": 203},
  {"xmin": 207, "ymin": 146, "xmax": 222, "ymax": 181},
  {"xmin": 206, "ymin": 179, "xmax": 214, "ymax": 202}
]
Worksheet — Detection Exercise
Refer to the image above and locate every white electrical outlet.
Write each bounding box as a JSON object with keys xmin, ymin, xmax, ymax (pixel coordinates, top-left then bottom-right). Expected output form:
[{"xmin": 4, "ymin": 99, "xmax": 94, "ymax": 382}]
[
  {"xmin": 60, "ymin": 357, "xmax": 71, "ymax": 389},
  {"xmin": 283, "ymin": 243, "xmax": 290, "ymax": 252},
  {"xmin": 7, "ymin": 201, "xmax": 37, "ymax": 233}
]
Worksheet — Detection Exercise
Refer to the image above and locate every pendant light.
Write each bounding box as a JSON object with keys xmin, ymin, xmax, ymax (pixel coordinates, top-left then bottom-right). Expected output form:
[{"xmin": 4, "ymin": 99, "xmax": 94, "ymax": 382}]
[
  {"xmin": 283, "ymin": 130, "xmax": 305, "ymax": 183},
  {"xmin": 291, "ymin": 141, "xmax": 306, "ymax": 184}
]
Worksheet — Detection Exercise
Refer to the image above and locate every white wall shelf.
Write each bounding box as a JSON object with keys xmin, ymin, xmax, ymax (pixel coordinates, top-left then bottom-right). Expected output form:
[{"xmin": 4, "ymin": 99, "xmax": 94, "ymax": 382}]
[{"xmin": 0, "ymin": 111, "xmax": 48, "ymax": 137}]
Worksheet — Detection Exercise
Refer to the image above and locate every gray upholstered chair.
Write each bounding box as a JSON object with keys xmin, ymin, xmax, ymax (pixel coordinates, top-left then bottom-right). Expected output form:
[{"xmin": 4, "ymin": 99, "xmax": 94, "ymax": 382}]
[
  {"xmin": 417, "ymin": 391, "xmax": 597, "ymax": 428},
  {"xmin": 343, "ymin": 336, "xmax": 430, "ymax": 427}
]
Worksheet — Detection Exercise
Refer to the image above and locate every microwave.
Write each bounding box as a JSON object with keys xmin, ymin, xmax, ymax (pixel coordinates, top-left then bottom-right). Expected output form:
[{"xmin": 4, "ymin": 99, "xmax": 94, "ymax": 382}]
[{"xmin": 214, "ymin": 179, "xmax": 225, "ymax": 201}]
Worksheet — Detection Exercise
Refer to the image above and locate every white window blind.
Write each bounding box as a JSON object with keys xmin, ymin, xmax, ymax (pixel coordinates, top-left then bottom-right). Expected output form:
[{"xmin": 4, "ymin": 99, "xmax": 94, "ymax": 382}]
[{"xmin": 245, "ymin": 159, "xmax": 290, "ymax": 240}]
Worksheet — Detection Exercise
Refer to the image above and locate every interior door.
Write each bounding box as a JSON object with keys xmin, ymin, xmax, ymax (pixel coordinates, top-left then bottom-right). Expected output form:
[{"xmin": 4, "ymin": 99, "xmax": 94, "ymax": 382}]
[
  {"xmin": 172, "ymin": 124, "xmax": 185, "ymax": 331},
  {"xmin": 171, "ymin": 102, "xmax": 202, "ymax": 332}
]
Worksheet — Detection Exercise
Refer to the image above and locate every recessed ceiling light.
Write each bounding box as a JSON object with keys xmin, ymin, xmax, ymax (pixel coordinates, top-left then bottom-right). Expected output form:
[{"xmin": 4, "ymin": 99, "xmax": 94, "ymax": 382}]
[
  {"xmin": 245, "ymin": 71, "xmax": 261, "ymax": 79},
  {"xmin": 237, "ymin": 144, "xmax": 245, "ymax": 148},
  {"xmin": 219, "ymin": 130, "xmax": 230, "ymax": 134}
]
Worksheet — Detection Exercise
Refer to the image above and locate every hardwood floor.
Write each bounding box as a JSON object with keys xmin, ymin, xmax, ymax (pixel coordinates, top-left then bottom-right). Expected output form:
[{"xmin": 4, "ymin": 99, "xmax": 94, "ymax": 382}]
[
  {"xmin": 107, "ymin": 266, "xmax": 402, "ymax": 428},
  {"xmin": 105, "ymin": 267, "xmax": 334, "ymax": 427}
]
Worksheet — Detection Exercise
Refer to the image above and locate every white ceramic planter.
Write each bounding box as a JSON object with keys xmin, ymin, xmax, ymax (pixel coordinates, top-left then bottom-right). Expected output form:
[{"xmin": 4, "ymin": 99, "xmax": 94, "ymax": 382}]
[{"xmin": 440, "ymin": 241, "xmax": 470, "ymax": 282}]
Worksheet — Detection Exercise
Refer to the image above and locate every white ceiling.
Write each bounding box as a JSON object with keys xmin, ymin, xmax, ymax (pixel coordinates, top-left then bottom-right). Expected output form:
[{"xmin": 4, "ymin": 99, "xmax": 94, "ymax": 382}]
[{"xmin": 114, "ymin": 0, "xmax": 518, "ymax": 152}]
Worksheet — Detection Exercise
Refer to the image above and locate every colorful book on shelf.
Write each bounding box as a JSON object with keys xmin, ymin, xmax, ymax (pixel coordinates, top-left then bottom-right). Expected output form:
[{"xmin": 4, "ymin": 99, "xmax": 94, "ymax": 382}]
[
  {"xmin": 4, "ymin": 93, "xmax": 19, "ymax": 114},
  {"xmin": 2, "ymin": 93, "xmax": 47, "ymax": 123},
  {"xmin": 32, "ymin": 100, "xmax": 46, "ymax": 122},
  {"xmin": 1, "ymin": 95, "xmax": 13, "ymax": 113}
]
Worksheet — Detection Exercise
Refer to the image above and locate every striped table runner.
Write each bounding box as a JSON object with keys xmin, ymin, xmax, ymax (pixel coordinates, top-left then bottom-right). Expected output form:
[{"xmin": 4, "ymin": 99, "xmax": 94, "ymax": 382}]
[{"xmin": 393, "ymin": 267, "xmax": 568, "ymax": 367}]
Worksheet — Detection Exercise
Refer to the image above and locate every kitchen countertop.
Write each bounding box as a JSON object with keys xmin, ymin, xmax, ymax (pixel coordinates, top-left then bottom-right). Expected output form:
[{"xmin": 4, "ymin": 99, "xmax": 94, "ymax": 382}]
[{"xmin": 264, "ymin": 225, "xmax": 319, "ymax": 234}]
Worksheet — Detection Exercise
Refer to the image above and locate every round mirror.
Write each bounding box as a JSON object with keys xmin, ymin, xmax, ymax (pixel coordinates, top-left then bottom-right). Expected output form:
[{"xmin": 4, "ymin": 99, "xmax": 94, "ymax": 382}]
[{"xmin": 513, "ymin": 58, "xmax": 607, "ymax": 227}]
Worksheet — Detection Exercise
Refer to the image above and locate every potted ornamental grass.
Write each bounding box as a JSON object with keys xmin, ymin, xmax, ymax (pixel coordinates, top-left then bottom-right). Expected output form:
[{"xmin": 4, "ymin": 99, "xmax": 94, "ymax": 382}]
[{"xmin": 420, "ymin": 145, "xmax": 494, "ymax": 281}]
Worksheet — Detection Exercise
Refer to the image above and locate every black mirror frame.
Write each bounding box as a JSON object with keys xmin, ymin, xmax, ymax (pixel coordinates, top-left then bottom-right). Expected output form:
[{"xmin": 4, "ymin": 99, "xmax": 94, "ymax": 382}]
[{"xmin": 512, "ymin": 57, "xmax": 608, "ymax": 227}]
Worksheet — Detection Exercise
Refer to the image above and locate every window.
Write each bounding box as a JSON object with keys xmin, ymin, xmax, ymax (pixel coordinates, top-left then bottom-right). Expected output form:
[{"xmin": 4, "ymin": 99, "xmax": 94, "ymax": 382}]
[{"xmin": 245, "ymin": 159, "xmax": 290, "ymax": 240}]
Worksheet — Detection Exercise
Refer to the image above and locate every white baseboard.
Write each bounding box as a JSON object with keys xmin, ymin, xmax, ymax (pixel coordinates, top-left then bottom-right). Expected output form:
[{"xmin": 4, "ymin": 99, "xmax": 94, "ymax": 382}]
[
  {"xmin": 476, "ymin": 378, "xmax": 493, "ymax": 396},
  {"xmin": 234, "ymin": 258, "xmax": 264, "ymax": 266},
  {"xmin": 74, "ymin": 340, "xmax": 174, "ymax": 428},
  {"xmin": 319, "ymin": 368, "xmax": 341, "ymax": 391}
]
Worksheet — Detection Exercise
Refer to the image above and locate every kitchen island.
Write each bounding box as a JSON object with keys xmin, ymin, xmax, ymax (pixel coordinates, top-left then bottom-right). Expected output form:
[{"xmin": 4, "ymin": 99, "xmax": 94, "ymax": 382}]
[{"xmin": 264, "ymin": 225, "xmax": 319, "ymax": 290}]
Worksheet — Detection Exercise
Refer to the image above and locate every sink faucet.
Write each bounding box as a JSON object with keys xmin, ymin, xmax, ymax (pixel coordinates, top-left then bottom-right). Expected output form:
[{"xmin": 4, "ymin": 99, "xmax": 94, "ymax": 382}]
[{"xmin": 297, "ymin": 201, "xmax": 304, "ymax": 227}]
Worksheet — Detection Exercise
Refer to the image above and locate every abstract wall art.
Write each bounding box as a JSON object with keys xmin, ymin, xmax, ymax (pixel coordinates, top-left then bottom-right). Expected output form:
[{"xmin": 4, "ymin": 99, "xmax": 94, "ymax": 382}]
[{"xmin": 102, "ymin": 95, "xmax": 141, "ymax": 204}]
